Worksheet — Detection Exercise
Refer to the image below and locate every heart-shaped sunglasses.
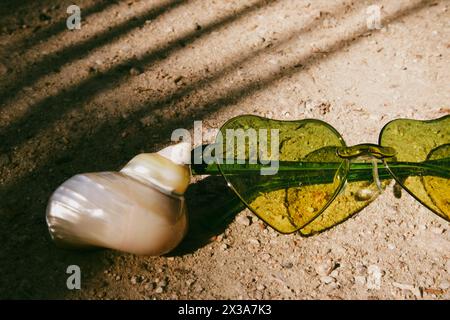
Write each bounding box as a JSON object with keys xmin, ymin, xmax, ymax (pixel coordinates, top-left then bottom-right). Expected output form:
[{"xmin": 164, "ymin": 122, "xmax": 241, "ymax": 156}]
[{"xmin": 191, "ymin": 115, "xmax": 449, "ymax": 235}]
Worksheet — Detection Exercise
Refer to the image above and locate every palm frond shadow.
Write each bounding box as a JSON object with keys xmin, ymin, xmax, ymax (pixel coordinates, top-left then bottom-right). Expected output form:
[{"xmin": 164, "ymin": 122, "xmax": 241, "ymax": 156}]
[
  {"xmin": 0, "ymin": 0, "xmax": 276, "ymax": 152},
  {"xmin": 0, "ymin": 0, "xmax": 188, "ymax": 110}
]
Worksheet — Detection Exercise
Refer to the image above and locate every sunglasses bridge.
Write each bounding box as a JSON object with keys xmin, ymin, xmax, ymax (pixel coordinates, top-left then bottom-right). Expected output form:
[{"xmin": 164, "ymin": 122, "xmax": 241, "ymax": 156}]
[
  {"xmin": 336, "ymin": 144, "xmax": 396, "ymax": 160},
  {"xmin": 336, "ymin": 144, "xmax": 397, "ymax": 197}
]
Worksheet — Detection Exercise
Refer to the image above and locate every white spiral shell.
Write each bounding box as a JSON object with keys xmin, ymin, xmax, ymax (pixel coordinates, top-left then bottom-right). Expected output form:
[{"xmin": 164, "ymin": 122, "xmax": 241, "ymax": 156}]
[{"xmin": 46, "ymin": 143, "xmax": 191, "ymax": 256}]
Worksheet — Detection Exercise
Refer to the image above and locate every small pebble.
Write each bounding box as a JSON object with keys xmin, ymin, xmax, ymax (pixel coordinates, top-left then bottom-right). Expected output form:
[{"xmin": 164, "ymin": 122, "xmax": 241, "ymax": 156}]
[
  {"xmin": 392, "ymin": 282, "xmax": 421, "ymax": 298},
  {"xmin": 329, "ymin": 270, "xmax": 339, "ymax": 278},
  {"xmin": 256, "ymin": 284, "xmax": 265, "ymax": 291},
  {"xmin": 174, "ymin": 75, "xmax": 183, "ymax": 84},
  {"xmin": 236, "ymin": 215, "xmax": 251, "ymax": 226},
  {"xmin": 261, "ymin": 253, "xmax": 271, "ymax": 261},
  {"xmin": 355, "ymin": 264, "xmax": 367, "ymax": 275},
  {"xmin": 316, "ymin": 259, "xmax": 333, "ymax": 276},
  {"xmin": 328, "ymin": 282, "xmax": 340, "ymax": 290},
  {"xmin": 144, "ymin": 283, "xmax": 154, "ymax": 290},
  {"xmin": 354, "ymin": 276, "xmax": 366, "ymax": 286},
  {"xmin": 430, "ymin": 227, "xmax": 444, "ymax": 234},
  {"xmin": 129, "ymin": 67, "xmax": 142, "ymax": 76},
  {"xmin": 159, "ymin": 280, "xmax": 168, "ymax": 288},
  {"xmin": 320, "ymin": 276, "xmax": 335, "ymax": 284},
  {"xmin": 186, "ymin": 279, "xmax": 195, "ymax": 287},
  {"xmin": 195, "ymin": 285, "xmax": 204, "ymax": 293},
  {"xmin": 155, "ymin": 287, "xmax": 164, "ymax": 294},
  {"xmin": 439, "ymin": 281, "xmax": 449, "ymax": 290}
]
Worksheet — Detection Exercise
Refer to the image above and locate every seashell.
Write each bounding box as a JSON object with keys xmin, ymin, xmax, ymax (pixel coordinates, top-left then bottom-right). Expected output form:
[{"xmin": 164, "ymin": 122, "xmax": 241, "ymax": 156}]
[{"xmin": 46, "ymin": 142, "xmax": 191, "ymax": 256}]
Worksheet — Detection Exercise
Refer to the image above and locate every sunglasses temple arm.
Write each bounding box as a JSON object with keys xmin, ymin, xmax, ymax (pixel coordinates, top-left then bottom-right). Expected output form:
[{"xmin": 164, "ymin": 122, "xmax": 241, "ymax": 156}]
[
  {"xmin": 190, "ymin": 145, "xmax": 449, "ymax": 179},
  {"xmin": 342, "ymin": 161, "xmax": 448, "ymax": 183}
]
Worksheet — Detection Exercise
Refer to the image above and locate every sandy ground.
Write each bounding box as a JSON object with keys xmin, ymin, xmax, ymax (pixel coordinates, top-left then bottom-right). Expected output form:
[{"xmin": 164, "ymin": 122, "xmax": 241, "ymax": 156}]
[{"xmin": 0, "ymin": 0, "xmax": 449, "ymax": 299}]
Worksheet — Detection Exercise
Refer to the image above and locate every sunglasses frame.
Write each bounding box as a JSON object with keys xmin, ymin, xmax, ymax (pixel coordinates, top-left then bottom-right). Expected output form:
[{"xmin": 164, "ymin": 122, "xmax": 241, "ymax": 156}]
[{"xmin": 190, "ymin": 114, "xmax": 450, "ymax": 234}]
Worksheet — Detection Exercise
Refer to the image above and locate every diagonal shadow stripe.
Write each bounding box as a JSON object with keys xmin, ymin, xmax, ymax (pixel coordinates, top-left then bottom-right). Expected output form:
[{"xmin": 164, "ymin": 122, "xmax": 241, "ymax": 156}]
[
  {"xmin": 0, "ymin": 0, "xmax": 187, "ymax": 108},
  {"xmin": 3, "ymin": 0, "xmax": 118, "ymax": 54}
]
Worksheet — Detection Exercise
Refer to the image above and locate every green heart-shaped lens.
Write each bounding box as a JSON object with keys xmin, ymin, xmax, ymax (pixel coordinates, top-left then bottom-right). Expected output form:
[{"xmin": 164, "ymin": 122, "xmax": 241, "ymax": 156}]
[
  {"xmin": 380, "ymin": 115, "xmax": 450, "ymax": 221},
  {"xmin": 215, "ymin": 115, "xmax": 346, "ymax": 233}
]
